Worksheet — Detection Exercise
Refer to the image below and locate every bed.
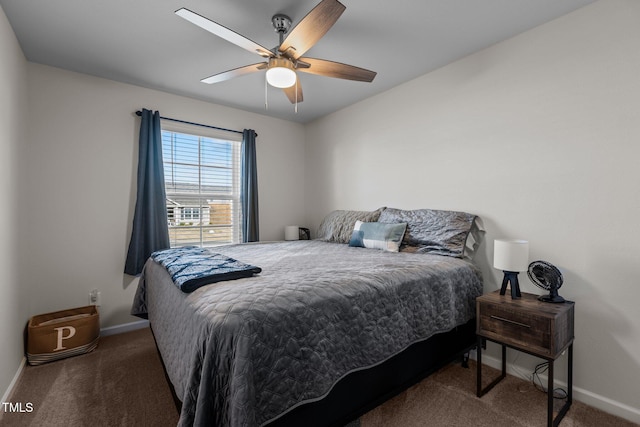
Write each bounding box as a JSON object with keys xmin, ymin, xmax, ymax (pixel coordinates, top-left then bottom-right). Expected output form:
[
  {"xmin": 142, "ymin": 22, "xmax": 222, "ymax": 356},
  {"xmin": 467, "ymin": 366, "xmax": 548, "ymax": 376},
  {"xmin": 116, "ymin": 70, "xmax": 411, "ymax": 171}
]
[{"xmin": 131, "ymin": 207, "xmax": 484, "ymax": 427}]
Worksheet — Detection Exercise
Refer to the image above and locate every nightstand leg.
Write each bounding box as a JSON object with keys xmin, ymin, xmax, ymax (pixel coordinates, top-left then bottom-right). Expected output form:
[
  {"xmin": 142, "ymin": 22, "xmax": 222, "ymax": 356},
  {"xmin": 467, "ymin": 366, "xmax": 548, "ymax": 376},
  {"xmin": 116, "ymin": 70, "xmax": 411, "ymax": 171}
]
[
  {"xmin": 476, "ymin": 339, "xmax": 507, "ymax": 397},
  {"xmin": 548, "ymin": 344, "xmax": 574, "ymax": 427},
  {"xmin": 476, "ymin": 336, "xmax": 482, "ymax": 396},
  {"xmin": 568, "ymin": 344, "xmax": 573, "ymax": 404},
  {"xmin": 548, "ymin": 360, "xmax": 554, "ymax": 427}
]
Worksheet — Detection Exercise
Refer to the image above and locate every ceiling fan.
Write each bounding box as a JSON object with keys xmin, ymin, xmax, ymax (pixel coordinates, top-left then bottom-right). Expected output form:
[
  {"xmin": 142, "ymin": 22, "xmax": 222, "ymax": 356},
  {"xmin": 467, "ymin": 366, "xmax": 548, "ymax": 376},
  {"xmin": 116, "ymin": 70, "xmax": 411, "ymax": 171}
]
[{"xmin": 175, "ymin": 0, "xmax": 377, "ymax": 104}]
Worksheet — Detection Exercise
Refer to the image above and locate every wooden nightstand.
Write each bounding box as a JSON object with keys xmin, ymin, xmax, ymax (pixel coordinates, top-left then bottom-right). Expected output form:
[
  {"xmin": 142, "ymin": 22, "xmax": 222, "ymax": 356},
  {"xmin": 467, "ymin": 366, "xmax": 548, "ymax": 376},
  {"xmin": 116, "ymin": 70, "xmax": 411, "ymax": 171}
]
[{"xmin": 476, "ymin": 290, "xmax": 575, "ymax": 427}]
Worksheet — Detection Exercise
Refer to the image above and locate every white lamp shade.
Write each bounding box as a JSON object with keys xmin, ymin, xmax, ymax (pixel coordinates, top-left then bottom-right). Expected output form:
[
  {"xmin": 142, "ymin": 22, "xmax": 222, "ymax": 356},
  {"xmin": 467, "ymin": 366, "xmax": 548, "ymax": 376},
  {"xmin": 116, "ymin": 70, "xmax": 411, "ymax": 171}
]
[
  {"xmin": 493, "ymin": 239, "xmax": 529, "ymax": 272},
  {"xmin": 285, "ymin": 226, "xmax": 299, "ymax": 241},
  {"xmin": 266, "ymin": 66, "xmax": 296, "ymax": 88}
]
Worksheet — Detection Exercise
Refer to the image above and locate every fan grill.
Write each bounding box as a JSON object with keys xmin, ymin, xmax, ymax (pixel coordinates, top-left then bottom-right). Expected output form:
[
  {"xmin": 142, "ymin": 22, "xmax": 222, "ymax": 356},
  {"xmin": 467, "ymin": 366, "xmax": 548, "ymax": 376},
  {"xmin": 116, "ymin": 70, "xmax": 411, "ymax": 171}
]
[{"xmin": 527, "ymin": 261, "xmax": 565, "ymax": 303}]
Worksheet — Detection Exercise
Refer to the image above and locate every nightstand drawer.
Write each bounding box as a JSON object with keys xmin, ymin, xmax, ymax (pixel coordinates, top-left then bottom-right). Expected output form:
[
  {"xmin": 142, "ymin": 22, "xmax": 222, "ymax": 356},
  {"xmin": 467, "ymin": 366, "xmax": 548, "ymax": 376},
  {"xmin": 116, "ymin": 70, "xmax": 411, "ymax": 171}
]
[
  {"xmin": 476, "ymin": 292, "xmax": 574, "ymax": 359},
  {"xmin": 478, "ymin": 303, "xmax": 550, "ymax": 353}
]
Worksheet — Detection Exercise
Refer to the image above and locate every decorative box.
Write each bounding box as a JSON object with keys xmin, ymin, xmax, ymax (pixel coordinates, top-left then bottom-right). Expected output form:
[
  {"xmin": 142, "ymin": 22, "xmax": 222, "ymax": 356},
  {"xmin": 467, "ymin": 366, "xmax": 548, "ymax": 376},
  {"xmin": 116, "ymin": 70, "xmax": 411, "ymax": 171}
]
[{"xmin": 27, "ymin": 305, "xmax": 100, "ymax": 365}]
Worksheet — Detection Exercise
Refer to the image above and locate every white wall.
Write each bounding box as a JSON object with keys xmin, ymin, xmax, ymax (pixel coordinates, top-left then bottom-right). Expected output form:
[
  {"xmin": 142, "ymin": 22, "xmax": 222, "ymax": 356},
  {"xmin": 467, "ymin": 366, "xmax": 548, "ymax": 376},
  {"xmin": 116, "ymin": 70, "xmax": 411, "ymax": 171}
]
[
  {"xmin": 0, "ymin": 4, "xmax": 29, "ymax": 402},
  {"xmin": 305, "ymin": 0, "xmax": 640, "ymax": 422},
  {"xmin": 20, "ymin": 64, "xmax": 306, "ymax": 329}
]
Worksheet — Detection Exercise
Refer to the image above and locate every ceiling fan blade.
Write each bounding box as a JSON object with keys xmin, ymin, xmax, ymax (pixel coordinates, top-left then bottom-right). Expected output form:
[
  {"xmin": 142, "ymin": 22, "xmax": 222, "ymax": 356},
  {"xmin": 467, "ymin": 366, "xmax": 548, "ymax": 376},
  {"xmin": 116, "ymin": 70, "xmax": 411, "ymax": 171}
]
[
  {"xmin": 283, "ymin": 82, "xmax": 304, "ymax": 104},
  {"xmin": 297, "ymin": 57, "xmax": 376, "ymax": 82},
  {"xmin": 176, "ymin": 8, "xmax": 274, "ymax": 58},
  {"xmin": 201, "ymin": 63, "xmax": 267, "ymax": 84},
  {"xmin": 278, "ymin": 0, "xmax": 346, "ymax": 60}
]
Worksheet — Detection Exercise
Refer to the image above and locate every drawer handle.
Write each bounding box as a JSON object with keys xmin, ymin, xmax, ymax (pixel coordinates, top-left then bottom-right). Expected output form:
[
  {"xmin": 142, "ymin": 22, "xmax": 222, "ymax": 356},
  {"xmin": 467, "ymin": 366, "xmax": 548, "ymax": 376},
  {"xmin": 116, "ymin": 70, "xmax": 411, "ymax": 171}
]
[{"xmin": 490, "ymin": 315, "xmax": 531, "ymax": 329}]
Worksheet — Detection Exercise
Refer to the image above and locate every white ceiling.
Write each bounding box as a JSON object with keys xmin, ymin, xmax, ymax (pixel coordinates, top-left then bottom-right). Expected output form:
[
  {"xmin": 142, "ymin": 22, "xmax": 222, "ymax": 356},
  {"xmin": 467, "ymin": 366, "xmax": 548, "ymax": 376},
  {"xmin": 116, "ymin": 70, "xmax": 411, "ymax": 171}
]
[{"xmin": 1, "ymin": 0, "xmax": 595, "ymax": 123}]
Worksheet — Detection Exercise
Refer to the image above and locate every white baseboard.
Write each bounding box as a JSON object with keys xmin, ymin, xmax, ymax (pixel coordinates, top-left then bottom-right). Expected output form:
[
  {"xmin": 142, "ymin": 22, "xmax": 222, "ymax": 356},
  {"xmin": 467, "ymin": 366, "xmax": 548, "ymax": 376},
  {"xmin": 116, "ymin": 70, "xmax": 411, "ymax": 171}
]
[
  {"xmin": 100, "ymin": 319, "xmax": 149, "ymax": 336},
  {"xmin": 477, "ymin": 352, "xmax": 640, "ymax": 424},
  {"xmin": 0, "ymin": 356, "xmax": 27, "ymax": 425},
  {"xmin": 1, "ymin": 357, "xmax": 26, "ymax": 404}
]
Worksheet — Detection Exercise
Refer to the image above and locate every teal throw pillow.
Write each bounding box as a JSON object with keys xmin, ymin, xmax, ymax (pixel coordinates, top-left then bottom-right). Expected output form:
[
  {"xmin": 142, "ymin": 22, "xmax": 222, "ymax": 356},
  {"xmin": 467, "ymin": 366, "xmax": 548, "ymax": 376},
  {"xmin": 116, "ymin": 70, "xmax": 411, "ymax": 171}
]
[{"xmin": 349, "ymin": 221, "xmax": 407, "ymax": 252}]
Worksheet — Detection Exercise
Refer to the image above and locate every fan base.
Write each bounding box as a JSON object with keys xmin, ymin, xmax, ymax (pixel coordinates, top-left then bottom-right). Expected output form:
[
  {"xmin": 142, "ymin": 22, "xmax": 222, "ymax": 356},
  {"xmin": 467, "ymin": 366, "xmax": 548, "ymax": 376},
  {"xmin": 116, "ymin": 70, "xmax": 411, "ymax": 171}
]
[{"xmin": 538, "ymin": 294, "xmax": 566, "ymax": 303}]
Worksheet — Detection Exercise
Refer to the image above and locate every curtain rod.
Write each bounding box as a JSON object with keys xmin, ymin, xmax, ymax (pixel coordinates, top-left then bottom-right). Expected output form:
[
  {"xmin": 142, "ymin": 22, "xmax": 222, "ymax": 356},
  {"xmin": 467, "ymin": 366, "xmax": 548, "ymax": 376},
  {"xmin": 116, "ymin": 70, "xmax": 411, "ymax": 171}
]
[{"xmin": 135, "ymin": 110, "xmax": 255, "ymax": 137}]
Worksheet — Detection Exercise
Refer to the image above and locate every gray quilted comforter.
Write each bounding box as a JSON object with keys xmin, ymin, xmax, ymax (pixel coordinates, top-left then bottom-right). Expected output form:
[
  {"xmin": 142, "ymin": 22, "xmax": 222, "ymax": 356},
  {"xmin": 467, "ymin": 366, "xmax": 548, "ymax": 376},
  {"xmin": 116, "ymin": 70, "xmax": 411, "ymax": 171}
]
[{"xmin": 131, "ymin": 240, "xmax": 483, "ymax": 427}]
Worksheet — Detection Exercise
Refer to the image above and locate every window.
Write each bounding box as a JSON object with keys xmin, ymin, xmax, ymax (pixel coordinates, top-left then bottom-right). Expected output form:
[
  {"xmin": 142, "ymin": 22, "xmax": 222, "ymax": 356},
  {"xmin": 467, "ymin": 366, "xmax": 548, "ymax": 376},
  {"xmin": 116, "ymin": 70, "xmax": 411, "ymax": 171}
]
[
  {"xmin": 181, "ymin": 207, "xmax": 200, "ymax": 221},
  {"xmin": 162, "ymin": 125, "xmax": 242, "ymax": 247}
]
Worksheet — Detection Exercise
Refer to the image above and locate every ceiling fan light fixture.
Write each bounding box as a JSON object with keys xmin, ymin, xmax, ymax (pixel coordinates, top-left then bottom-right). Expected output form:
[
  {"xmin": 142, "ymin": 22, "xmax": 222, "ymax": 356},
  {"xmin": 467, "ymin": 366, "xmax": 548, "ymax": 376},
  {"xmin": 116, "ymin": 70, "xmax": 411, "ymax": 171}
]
[{"xmin": 266, "ymin": 58, "xmax": 296, "ymax": 88}]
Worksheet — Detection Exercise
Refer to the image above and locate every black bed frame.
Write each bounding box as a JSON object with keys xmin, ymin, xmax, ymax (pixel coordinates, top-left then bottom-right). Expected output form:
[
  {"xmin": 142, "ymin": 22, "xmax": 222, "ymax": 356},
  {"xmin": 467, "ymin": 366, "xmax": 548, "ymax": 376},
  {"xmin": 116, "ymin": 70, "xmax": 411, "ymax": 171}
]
[
  {"xmin": 155, "ymin": 318, "xmax": 476, "ymax": 426},
  {"xmin": 270, "ymin": 318, "xmax": 476, "ymax": 426}
]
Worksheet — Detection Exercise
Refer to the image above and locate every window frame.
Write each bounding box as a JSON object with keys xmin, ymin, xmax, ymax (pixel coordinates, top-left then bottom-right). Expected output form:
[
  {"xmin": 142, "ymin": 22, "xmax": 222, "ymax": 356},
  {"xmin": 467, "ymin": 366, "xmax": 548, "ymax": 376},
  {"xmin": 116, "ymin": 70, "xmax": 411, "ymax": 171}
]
[{"xmin": 161, "ymin": 122, "xmax": 243, "ymax": 248}]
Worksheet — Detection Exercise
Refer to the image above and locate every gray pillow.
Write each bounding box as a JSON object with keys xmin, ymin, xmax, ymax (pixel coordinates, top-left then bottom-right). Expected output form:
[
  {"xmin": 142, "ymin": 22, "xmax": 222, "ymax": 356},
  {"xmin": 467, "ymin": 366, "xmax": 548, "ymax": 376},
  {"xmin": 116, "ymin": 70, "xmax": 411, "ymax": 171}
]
[
  {"xmin": 316, "ymin": 208, "xmax": 385, "ymax": 243},
  {"xmin": 378, "ymin": 208, "xmax": 481, "ymax": 259}
]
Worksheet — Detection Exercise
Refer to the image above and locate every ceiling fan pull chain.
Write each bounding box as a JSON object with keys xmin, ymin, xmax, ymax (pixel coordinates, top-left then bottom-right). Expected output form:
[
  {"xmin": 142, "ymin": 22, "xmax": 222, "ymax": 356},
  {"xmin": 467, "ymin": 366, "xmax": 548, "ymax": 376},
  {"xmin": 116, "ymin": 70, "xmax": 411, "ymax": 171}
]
[
  {"xmin": 295, "ymin": 78, "xmax": 298, "ymax": 113},
  {"xmin": 265, "ymin": 75, "xmax": 269, "ymax": 110}
]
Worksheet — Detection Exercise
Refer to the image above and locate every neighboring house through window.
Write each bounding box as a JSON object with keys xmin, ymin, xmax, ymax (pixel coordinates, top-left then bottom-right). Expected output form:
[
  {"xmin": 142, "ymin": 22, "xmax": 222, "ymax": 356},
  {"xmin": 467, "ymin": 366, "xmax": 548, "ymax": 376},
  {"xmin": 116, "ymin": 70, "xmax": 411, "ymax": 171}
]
[{"xmin": 162, "ymin": 124, "xmax": 242, "ymax": 247}]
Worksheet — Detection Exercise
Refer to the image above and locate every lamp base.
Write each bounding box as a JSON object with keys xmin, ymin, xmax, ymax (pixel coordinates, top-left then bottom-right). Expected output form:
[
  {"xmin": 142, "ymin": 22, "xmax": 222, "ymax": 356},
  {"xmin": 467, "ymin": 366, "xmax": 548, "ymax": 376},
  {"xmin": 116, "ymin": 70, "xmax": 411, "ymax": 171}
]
[{"xmin": 499, "ymin": 271, "xmax": 521, "ymax": 299}]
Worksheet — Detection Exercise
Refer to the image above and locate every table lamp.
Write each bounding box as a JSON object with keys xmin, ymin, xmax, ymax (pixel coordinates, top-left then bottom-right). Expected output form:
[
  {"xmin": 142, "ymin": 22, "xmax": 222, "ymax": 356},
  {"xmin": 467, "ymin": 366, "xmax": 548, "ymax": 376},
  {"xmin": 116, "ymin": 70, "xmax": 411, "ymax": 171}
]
[
  {"xmin": 493, "ymin": 239, "xmax": 529, "ymax": 299},
  {"xmin": 285, "ymin": 226, "xmax": 300, "ymax": 241}
]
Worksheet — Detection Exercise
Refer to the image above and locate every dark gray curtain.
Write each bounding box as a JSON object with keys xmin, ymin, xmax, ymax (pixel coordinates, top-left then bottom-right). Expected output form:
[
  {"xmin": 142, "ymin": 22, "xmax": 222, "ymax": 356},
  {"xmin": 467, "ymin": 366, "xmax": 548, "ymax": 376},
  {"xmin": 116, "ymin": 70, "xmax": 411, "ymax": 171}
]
[
  {"xmin": 124, "ymin": 109, "xmax": 170, "ymax": 275},
  {"xmin": 241, "ymin": 129, "xmax": 259, "ymax": 242}
]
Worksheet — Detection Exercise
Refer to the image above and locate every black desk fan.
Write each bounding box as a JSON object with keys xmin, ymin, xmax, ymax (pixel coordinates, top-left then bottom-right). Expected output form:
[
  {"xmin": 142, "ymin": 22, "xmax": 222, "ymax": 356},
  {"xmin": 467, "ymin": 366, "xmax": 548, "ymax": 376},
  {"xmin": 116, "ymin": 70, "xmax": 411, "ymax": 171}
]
[{"xmin": 527, "ymin": 261, "xmax": 565, "ymax": 303}]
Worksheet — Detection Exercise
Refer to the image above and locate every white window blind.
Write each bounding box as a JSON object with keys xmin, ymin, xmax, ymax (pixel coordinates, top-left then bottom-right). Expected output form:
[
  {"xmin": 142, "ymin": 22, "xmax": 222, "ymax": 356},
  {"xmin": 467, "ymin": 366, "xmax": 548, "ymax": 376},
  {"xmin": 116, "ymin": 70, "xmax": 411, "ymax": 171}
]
[{"xmin": 161, "ymin": 125, "xmax": 242, "ymax": 248}]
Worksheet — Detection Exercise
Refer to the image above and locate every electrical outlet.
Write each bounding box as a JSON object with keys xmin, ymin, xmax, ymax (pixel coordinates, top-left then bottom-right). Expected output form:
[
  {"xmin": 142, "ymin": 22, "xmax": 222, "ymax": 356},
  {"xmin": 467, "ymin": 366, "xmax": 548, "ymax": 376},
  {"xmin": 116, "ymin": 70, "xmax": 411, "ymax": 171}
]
[{"xmin": 89, "ymin": 289, "xmax": 101, "ymax": 307}]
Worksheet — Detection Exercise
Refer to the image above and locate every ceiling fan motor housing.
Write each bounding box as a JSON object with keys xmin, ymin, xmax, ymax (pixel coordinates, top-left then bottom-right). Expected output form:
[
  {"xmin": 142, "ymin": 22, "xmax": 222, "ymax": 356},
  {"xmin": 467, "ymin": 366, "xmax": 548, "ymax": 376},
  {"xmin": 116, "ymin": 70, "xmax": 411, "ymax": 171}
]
[{"xmin": 272, "ymin": 14, "xmax": 292, "ymax": 34}]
